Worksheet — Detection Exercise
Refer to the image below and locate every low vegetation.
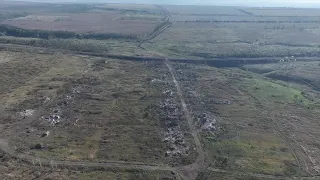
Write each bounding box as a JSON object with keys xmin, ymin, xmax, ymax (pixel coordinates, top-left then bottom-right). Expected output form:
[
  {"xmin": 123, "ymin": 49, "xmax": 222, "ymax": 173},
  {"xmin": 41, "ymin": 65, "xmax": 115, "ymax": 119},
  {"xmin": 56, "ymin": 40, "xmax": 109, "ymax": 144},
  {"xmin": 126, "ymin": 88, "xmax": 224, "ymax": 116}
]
[
  {"xmin": 1, "ymin": 2, "xmax": 320, "ymax": 180},
  {"xmin": 0, "ymin": 24, "xmax": 138, "ymax": 40}
]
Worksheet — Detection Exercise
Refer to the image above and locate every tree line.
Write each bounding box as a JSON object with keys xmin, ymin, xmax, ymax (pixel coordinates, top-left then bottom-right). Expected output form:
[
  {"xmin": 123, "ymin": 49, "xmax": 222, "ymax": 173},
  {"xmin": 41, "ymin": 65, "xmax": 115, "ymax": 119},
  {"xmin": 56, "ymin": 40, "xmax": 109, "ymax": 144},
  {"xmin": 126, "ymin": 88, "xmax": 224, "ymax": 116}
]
[{"xmin": 0, "ymin": 25, "xmax": 138, "ymax": 40}]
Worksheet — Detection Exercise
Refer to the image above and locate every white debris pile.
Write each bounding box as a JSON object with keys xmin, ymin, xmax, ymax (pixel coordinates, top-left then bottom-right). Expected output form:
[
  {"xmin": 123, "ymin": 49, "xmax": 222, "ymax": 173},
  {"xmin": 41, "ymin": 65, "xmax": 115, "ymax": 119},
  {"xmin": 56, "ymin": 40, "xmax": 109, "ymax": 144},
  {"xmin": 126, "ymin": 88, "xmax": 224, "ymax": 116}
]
[
  {"xmin": 42, "ymin": 115, "xmax": 60, "ymax": 126},
  {"xmin": 210, "ymin": 99, "xmax": 232, "ymax": 105},
  {"xmin": 66, "ymin": 95, "xmax": 72, "ymax": 100},
  {"xmin": 163, "ymin": 90, "xmax": 174, "ymax": 97},
  {"xmin": 188, "ymin": 91, "xmax": 201, "ymax": 98},
  {"xmin": 164, "ymin": 126, "xmax": 189, "ymax": 157},
  {"xmin": 44, "ymin": 97, "xmax": 51, "ymax": 103},
  {"xmin": 198, "ymin": 113, "xmax": 216, "ymax": 133},
  {"xmin": 72, "ymin": 86, "xmax": 81, "ymax": 94},
  {"xmin": 159, "ymin": 89, "xmax": 189, "ymax": 158},
  {"xmin": 19, "ymin": 109, "xmax": 35, "ymax": 118},
  {"xmin": 159, "ymin": 98, "xmax": 180, "ymax": 128},
  {"xmin": 41, "ymin": 131, "xmax": 50, "ymax": 137},
  {"xmin": 151, "ymin": 79, "xmax": 166, "ymax": 84},
  {"xmin": 160, "ymin": 98, "xmax": 178, "ymax": 111}
]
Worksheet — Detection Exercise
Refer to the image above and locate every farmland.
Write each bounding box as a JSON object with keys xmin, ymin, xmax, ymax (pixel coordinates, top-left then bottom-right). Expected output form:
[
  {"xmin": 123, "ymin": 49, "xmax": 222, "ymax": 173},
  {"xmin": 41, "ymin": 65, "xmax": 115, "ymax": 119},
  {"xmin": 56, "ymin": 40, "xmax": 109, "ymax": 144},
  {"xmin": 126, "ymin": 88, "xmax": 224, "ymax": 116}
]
[
  {"xmin": 2, "ymin": 12, "xmax": 160, "ymax": 36},
  {"xmin": 145, "ymin": 6, "xmax": 320, "ymax": 59},
  {"xmin": 0, "ymin": 3, "xmax": 167, "ymax": 39},
  {"xmin": 0, "ymin": 1, "xmax": 320, "ymax": 180}
]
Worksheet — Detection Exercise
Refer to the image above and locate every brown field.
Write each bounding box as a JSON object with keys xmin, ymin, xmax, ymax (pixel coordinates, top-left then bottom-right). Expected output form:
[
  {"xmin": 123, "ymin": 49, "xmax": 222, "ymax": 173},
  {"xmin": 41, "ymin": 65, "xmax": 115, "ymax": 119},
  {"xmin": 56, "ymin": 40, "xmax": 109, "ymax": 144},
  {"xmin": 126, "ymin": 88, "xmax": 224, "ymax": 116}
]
[
  {"xmin": 95, "ymin": 3, "xmax": 163, "ymax": 13},
  {"xmin": 2, "ymin": 12, "xmax": 160, "ymax": 35},
  {"xmin": 0, "ymin": 2, "xmax": 166, "ymax": 37}
]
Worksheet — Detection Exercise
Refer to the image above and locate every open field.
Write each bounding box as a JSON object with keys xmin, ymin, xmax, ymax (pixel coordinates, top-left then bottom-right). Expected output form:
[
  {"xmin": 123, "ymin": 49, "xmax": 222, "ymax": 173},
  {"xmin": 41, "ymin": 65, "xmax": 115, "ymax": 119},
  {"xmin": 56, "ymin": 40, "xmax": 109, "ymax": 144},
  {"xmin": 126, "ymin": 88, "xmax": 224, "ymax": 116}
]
[
  {"xmin": 1, "ymin": 2, "xmax": 320, "ymax": 180},
  {"xmin": 0, "ymin": 36, "xmax": 151, "ymax": 56},
  {"xmin": 241, "ymin": 7, "xmax": 320, "ymax": 17},
  {"xmin": 0, "ymin": 50, "xmax": 198, "ymax": 167},
  {"xmin": 163, "ymin": 5, "xmax": 248, "ymax": 16},
  {"xmin": 0, "ymin": 2, "xmax": 167, "ymax": 39},
  {"xmin": 146, "ymin": 22, "xmax": 320, "ymax": 59},
  {"xmin": 169, "ymin": 62, "xmax": 320, "ymax": 177},
  {"xmin": 0, "ymin": 151, "xmax": 178, "ymax": 180},
  {"xmin": 142, "ymin": 5, "xmax": 320, "ymax": 60},
  {"xmin": 242, "ymin": 60, "xmax": 320, "ymax": 93},
  {"xmin": 2, "ymin": 12, "xmax": 160, "ymax": 35}
]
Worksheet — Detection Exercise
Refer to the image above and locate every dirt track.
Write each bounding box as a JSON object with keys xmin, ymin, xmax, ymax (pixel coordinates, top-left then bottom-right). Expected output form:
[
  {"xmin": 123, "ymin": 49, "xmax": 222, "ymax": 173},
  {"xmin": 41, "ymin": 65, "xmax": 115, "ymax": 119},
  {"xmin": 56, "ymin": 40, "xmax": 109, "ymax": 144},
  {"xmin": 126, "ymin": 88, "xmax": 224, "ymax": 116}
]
[
  {"xmin": 0, "ymin": 138, "xmax": 176, "ymax": 172},
  {"xmin": 165, "ymin": 58, "xmax": 205, "ymax": 180}
]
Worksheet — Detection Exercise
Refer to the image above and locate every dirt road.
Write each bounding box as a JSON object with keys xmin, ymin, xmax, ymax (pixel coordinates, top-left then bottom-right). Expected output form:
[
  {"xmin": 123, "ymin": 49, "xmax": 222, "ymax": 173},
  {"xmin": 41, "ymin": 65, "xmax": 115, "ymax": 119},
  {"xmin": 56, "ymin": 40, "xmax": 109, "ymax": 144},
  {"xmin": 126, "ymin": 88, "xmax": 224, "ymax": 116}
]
[
  {"xmin": 165, "ymin": 58, "xmax": 205, "ymax": 180},
  {"xmin": 0, "ymin": 138, "xmax": 176, "ymax": 171}
]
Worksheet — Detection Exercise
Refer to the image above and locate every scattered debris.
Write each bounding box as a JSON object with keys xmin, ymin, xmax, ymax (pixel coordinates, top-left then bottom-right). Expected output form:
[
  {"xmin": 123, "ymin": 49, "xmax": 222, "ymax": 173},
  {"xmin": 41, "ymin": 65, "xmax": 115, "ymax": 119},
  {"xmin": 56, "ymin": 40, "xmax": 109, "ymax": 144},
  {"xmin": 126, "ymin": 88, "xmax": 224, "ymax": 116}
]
[
  {"xmin": 72, "ymin": 86, "xmax": 81, "ymax": 94},
  {"xmin": 44, "ymin": 97, "xmax": 51, "ymax": 103},
  {"xmin": 19, "ymin": 109, "xmax": 35, "ymax": 118},
  {"xmin": 198, "ymin": 113, "xmax": 216, "ymax": 133},
  {"xmin": 26, "ymin": 128, "xmax": 35, "ymax": 134},
  {"xmin": 32, "ymin": 143, "xmax": 44, "ymax": 150},
  {"xmin": 210, "ymin": 99, "xmax": 232, "ymax": 105},
  {"xmin": 164, "ymin": 126, "xmax": 189, "ymax": 157},
  {"xmin": 66, "ymin": 95, "xmax": 72, "ymax": 100},
  {"xmin": 73, "ymin": 118, "xmax": 80, "ymax": 126},
  {"xmin": 188, "ymin": 91, "xmax": 201, "ymax": 98},
  {"xmin": 160, "ymin": 89, "xmax": 189, "ymax": 158},
  {"xmin": 163, "ymin": 90, "xmax": 174, "ymax": 96},
  {"xmin": 151, "ymin": 79, "xmax": 166, "ymax": 84},
  {"xmin": 42, "ymin": 115, "xmax": 60, "ymax": 126},
  {"xmin": 41, "ymin": 131, "xmax": 50, "ymax": 137}
]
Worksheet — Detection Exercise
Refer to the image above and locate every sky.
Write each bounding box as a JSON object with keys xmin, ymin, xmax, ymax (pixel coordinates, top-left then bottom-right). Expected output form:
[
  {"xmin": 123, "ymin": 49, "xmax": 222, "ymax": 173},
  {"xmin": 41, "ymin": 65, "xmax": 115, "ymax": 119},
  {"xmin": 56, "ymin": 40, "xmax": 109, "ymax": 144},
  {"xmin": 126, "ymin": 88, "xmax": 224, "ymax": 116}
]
[{"xmin": 5, "ymin": 0, "xmax": 320, "ymax": 8}]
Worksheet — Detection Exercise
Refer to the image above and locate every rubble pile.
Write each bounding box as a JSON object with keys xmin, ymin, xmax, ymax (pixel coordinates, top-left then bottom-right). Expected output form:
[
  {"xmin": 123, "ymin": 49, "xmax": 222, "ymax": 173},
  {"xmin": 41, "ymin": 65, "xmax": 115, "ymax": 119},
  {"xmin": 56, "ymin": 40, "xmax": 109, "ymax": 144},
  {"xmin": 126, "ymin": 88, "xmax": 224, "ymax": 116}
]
[
  {"xmin": 198, "ymin": 113, "xmax": 216, "ymax": 133},
  {"xmin": 72, "ymin": 86, "xmax": 81, "ymax": 94},
  {"xmin": 42, "ymin": 115, "xmax": 60, "ymax": 126},
  {"xmin": 164, "ymin": 126, "xmax": 188, "ymax": 157},
  {"xmin": 163, "ymin": 90, "xmax": 174, "ymax": 96},
  {"xmin": 19, "ymin": 109, "xmax": 35, "ymax": 118},
  {"xmin": 159, "ymin": 89, "xmax": 189, "ymax": 158},
  {"xmin": 41, "ymin": 93, "xmax": 74, "ymax": 126}
]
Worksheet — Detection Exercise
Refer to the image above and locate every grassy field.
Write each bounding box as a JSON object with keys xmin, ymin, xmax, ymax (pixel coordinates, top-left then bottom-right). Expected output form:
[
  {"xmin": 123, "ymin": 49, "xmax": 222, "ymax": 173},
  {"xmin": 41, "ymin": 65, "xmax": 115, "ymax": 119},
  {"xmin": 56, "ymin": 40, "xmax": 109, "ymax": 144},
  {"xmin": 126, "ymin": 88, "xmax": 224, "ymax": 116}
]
[
  {"xmin": 241, "ymin": 7, "xmax": 320, "ymax": 16},
  {"xmin": 0, "ymin": 50, "xmax": 197, "ymax": 167},
  {"xmin": 169, "ymin": 62, "xmax": 320, "ymax": 177},
  {"xmin": 2, "ymin": 12, "xmax": 161, "ymax": 36},
  {"xmin": 0, "ymin": 2, "xmax": 167, "ymax": 40},
  {"xmin": 1, "ymin": 2, "xmax": 320, "ymax": 180},
  {"xmin": 0, "ymin": 153, "xmax": 178, "ymax": 180},
  {"xmin": 162, "ymin": 5, "xmax": 247, "ymax": 16},
  {"xmin": 244, "ymin": 61, "xmax": 320, "ymax": 91},
  {"xmin": 145, "ymin": 22, "xmax": 320, "ymax": 59},
  {"xmin": 0, "ymin": 36, "xmax": 152, "ymax": 56},
  {"xmin": 140, "ymin": 5, "xmax": 320, "ymax": 59}
]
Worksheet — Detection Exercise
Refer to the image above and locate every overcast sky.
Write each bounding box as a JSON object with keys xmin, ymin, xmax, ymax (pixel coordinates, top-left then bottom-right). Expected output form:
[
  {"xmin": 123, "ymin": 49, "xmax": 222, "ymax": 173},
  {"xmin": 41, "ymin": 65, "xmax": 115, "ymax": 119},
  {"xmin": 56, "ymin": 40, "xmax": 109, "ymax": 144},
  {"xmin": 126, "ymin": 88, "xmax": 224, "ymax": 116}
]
[{"xmin": 5, "ymin": 0, "xmax": 320, "ymax": 7}]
